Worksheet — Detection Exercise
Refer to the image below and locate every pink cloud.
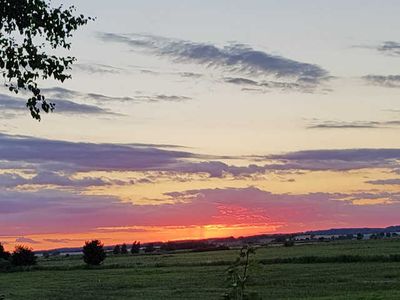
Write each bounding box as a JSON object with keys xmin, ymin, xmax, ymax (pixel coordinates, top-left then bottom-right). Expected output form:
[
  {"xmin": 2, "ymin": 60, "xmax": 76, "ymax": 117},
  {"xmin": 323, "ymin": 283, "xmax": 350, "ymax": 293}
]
[{"xmin": 1, "ymin": 187, "xmax": 400, "ymax": 238}]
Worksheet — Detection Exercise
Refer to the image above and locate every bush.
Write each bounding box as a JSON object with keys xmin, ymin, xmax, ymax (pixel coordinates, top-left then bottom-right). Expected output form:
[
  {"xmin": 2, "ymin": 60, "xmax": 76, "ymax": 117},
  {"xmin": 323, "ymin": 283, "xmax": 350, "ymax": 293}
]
[
  {"xmin": 0, "ymin": 258, "xmax": 12, "ymax": 271},
  {"xmin": 131, "ymin": 241, "xmax": 140, "ymax": 254},
  {"xmin": 284, "ymin": 240, "xmax": 294, "ymax": 247},
  {"xmin": 0, "ymin": 243, "xmax": 10, "ymax": 260},
  {"xmin": 144, "ymin": 243, "xmax": 155, "ymax": 253},
  {"xmin": 82, "ymin": 240, "xmax": 106, "ymax": 265},
  {"xmin": 113, "ymin": 245, "xmax": 121, "ymax": 255},
  {"xmin": 11, "ymin": 245, "xmax": 37, "ymax": 266},
  {"xmin": 273, "ymin": 235, "xmax": 287, "ymax": 243},
  {"xmin": 121, "ymin": 243, "xmax": 128, "ymax": 254}
]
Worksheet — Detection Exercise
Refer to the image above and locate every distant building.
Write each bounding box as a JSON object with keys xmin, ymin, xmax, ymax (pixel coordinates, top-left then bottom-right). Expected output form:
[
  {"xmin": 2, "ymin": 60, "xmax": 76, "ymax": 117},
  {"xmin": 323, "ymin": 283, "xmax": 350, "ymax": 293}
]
[{"xmin": 294, "ymin": 235, "xmax": 311, "ymax": 241}]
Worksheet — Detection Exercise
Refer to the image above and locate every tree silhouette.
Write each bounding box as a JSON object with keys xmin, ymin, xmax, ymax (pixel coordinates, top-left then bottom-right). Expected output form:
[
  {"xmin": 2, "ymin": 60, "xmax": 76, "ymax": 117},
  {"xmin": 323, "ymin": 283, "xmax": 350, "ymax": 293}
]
[
  {"xmin": 131, "ymin": 241, "xmax": 141, "ymax": 254},
  {"xmin": 0, "ymin": 242, "xmax": 10, "ymax": 260},
  {"xmin": 0, "ymin": 0, "xmax": 92, "ymax": 120},
  {"xmin": 11, "ymin": 245, "xmax": 37, "ymax": 266},
  {"xmin": 120, "ymin": 243, "xmax": 128, "ymax": 254},
  {"xmin": 82, "ymin": 240, "xmax": 106, "ymax": 265},
  {"xmin": 113, "ymin": 244, "xmax": 121, "ymax": 255}
]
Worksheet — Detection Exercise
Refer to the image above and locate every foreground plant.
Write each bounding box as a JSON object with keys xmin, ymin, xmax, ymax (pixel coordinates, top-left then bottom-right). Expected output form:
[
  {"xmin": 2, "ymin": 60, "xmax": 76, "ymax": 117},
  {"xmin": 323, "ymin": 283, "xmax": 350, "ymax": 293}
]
[{"xmin": 224, "ymin": 245, "xmax": 261, "ymax": 300}]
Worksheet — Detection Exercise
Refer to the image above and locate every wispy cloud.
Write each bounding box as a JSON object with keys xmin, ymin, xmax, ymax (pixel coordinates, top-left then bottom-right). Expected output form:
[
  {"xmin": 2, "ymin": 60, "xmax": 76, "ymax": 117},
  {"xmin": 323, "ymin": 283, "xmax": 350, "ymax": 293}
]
[
  {"xmin": 224, "ymin": 77, "xmax": 259, "ymax": 86},
  {"xmin": 366, "ymin": 178, "xmax": 400, "ymax": 185},
  {"xmin": 377, "ymin": 41, "xmax": 400, "ymax": 56},
  {"xmin": 87, "ymin": 93, "xmax": 190, "ymax": 103},
  {"xmin": 224, "ymin": 76, "xmax": 316, "ymax": 92},
  {"xmin": 1, "ymin": 133, "xmax": 400, "ymax": 182},
  {"xmin": 268, "ymin": 148, "xmax": 400, "ymax": 162},
  {"xmin": 0, "ymin": 86, "xmax": 191, "ymax": 119},
  {"xmin": 0, "ymin": 133, "xmax": 195, "ymax": 173},
  {"xmin": 0, "ymin": 171, "xmax": 114, "ymax": 189},
  {"xmin": 178, "ymin": 72, "xmax": 203, "ymax": 79},
  {"xmin": 42, "ymin": 87, "xmax": 191, "ymax": 104},
  {"xmin": 0, "ymin": 93, "xmax": 117, "ymax": 118},
  {"xmin": 98, "ymin": 33, "xmax": 330, "ymax": 90},
  {"xmin": 307, "ymin": 120, "xmax": 400, "ymax": 129},
  {"xmin": 363, "ymin": 75, "xmax": 400, "ymax": 88},
  {"xmin": 73, "ymin": 63, "xmax": 125, "ymax": 74},
  {"xmin": 43, "ymin": 238, "xmax": 85, "ymax": 244},
  {"xmin": 15, "ymin": 237, "xmax": 40, "ymax": 244},
  {"xmin": 262, "ymin": 148, "xmax": 400, "ymax": 171},
  {"xmin": 356, "ymin": 41, "xmax": 400, "ymax": 57}
]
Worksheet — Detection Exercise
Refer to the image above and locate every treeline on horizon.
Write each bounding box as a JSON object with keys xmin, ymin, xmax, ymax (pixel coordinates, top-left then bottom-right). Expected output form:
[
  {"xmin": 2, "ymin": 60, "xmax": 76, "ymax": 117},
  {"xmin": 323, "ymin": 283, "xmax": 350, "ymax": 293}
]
[
  {"xmin": 1, "ymin": 225, "xmax": 399, "ymax": 271},
  {"xmin": 1, "ymin": 232, "xmax": 400, "ymax": 275},
  {"xmin": 3, "ymin": 227, "xmax": 400, "ymax": 260},
  {"xmin": 26, "ymin": 226, "xmax": 399, "ymax": 256}
]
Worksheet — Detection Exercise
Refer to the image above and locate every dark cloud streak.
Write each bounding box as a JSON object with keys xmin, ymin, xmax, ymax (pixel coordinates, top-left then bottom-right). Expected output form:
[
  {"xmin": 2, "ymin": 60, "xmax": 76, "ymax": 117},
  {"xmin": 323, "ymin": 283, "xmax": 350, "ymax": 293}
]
[
  {"xmin": 363, "ymin": 75, "xmax": 400, "ymax": 88},
  {"xmin": 307, "ymin": 120, "xmax": 400, "ymax": 129},
  {"xmin": 366, "ymin": 178, "xmax": 400, "ymax": 185},
  {"xmin": 98, "ymin": 33, "xmax": 330, "ymax": 89},
  {"xmin": 377, "ymin": 41, "xmax": 400, "ymax": 56},
  {"xmin": 1, "ymin": 133, "xmax": 400, "ymax": 182},
  {"xmin": 42, "ymin": 87, "xmax": 191, "ymax": 104},
  {"xmin": 73, "ymin": 63, "xmax": 125, "ymax": 74},
  {"xmin": 0, "ymin": 93, "xmax": 117, "ymax": 117}
]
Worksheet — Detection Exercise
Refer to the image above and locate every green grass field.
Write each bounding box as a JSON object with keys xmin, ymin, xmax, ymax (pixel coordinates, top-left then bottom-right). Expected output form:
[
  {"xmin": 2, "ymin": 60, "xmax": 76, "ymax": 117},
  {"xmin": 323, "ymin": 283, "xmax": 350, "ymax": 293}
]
[{"xmin": 1, "ymin": 239, "xmax": 400, "ymax": 299}]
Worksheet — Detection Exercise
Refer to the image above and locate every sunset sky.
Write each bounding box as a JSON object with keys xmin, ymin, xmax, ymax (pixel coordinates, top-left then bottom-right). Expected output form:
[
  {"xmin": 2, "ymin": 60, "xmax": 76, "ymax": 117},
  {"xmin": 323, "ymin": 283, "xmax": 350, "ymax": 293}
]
[{"xmin": 1, "ymin": 0, "xmax": 400, "ymax": 250}]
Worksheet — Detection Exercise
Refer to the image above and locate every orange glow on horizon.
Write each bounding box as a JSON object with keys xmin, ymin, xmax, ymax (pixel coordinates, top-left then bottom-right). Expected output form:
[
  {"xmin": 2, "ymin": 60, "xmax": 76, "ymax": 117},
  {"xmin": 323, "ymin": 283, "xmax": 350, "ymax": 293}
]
[{"xmin": 1, "ymin": 223, "xmax": 283, "ymax": 252}]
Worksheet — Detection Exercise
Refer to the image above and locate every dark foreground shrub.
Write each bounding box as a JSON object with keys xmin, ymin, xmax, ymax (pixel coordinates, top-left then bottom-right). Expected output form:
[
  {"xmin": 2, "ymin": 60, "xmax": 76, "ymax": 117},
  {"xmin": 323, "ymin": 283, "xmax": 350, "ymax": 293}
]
[
  {"xmin": 83, "ymin": 240, "xmax": 106, "ymax": 265},
  {"xmin": 121, "ymin": 243, "xmax": 128, "ymax": 254},
  {"xmin": 11, "ymin": 246, "xmax": 37, "ymax": 266},
  {"xmin": 113, "ymin": 244, "xmax": 121, "ymax": 255},
  {"xmin": 131, "ymin": 241, "xmax": 140, "ymax": 254},
  {"xmin": 0, "ymin": 258, "xmax": 12, "ymax": 271},
  {"xmin": 0, "ymin": 243, "xmax": 10, "ymax": 261},
  {"xmin": 192, "ymin": 245, "xmax": 230, "ymax": 252},
  {"xmin": 284, "ymin": 240, "xmax": 294, "ymax": 247},
  {"xmin": 144, "ymin": 244, "xmax": 155, "ymax": 253}
]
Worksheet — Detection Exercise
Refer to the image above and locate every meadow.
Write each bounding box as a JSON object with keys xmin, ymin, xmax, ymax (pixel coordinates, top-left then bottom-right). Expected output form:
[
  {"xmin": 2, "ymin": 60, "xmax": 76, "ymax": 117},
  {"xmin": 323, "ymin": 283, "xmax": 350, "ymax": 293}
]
[{"xmin": 1, "ymin": 239, "xmax": 400, "ymax": 299}]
